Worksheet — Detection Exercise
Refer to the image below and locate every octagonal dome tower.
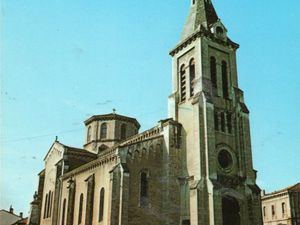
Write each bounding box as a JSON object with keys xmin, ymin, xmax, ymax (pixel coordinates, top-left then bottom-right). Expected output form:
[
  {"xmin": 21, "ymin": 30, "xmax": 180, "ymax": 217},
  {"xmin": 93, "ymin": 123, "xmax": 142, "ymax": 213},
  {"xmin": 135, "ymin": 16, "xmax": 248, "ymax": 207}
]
[{"xmin": 83, "ymin": 113, "xmax": 140, "ymax": 153}]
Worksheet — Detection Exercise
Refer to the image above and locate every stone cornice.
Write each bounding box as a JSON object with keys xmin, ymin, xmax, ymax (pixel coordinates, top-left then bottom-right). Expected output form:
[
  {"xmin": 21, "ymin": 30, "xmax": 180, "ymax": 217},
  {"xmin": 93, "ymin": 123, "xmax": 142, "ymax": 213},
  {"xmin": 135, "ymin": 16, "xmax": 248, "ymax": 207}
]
[
  {"xmin": 84, "ymin": 113, "xmax": 140, "ymax": 128},
  {"xmin": 169, "ymin": 27, "xmax": 239, "ymax": 57},
  {"xmin": 61, "ymin": 150, "xmax": 117, "ymax": 180}
]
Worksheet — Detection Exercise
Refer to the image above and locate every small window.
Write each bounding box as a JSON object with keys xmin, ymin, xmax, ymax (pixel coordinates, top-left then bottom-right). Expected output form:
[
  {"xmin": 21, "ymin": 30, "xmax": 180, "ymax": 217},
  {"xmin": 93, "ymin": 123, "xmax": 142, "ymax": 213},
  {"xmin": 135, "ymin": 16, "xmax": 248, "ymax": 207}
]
[
  {"xmin": 282, "ymin": 202, "xmax": 285, "ymax": 214},
  {"xmin": 98, "ymin": 188, "xmax": 105, "ymax": 222},
  {"xmin": 87, "ymin": 126, "xmax": 92, "ymax": 142},
  {"xmin": 220, "ymin": 112, "xmax": 226, "ymax": 132},
  {"xmin": 222, "ymin": 61, "xmax": 229, "ymax": 98},
  {"xmin": 121, "ymin": 124, "xmax": 127, "ymax": 140},
  {"xmin": 271, "ymin": 205, "xmax": 275, "ymax": 216},
  {"xmin": 140, "ymin": 171, "xmax": 148, "ymax": 207},
  {"xmin": 263, "ymin": 206, "xmax": 266, "ymax": 217},
  {"xmin": 210, "ymin": 57, "xmax": 217, "ymax": 88},
  {"xmin": 192, "ymin": 0, "xmax": 195, "ymax": 5},
  {"xmin": 100, "ymin": 123, "xmax": 107, "ymax": 139},
  {"xmin": 98, "ymin": 144, "xmax": 108, "ymax": 153},
  {"xmin": 61, "ymin": 199, "xmax": 66, "ymax": 225},
  {"xmin": 78, "ymin": 194, "xmax": 83, "ymax": 224},
  {"xmin": 189, "ymin": 59, "xmax": 195, "ymax": 97},
  {"xmin": 180, "ymin": 64, "xmax": 186, "ymax": 102}
]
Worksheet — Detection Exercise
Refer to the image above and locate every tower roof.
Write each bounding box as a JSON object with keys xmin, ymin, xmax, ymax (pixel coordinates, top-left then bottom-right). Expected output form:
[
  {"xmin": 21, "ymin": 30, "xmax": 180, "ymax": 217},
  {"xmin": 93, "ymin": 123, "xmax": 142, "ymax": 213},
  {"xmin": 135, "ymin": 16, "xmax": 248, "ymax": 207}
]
[
  {"xmin": 181, "ymin": 0, "xmax": 219, "ymax": 40},
  {"xmin": 84, "ymin": 113, "xmax": 140, "ymax": 129}
]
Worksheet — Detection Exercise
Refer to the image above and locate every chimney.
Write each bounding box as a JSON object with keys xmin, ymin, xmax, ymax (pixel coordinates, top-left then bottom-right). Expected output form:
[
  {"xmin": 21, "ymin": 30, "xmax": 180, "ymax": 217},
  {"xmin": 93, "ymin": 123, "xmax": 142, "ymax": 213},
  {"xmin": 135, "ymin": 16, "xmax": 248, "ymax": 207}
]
[
  {"xmin": 20, "ymin": 212, "xmax": 23, "ymax": 218},
  {"xmin": 9, "ymin": 205, "xmax": 14, "ymax": 214}
]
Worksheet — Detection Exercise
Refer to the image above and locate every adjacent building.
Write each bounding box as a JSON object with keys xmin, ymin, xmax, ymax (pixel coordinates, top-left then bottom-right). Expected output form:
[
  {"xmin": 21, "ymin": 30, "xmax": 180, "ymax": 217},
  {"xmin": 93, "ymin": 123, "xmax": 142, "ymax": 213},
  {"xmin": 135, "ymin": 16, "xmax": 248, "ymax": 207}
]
[
  {"xmin": 0, "ymin": 207, "xmax": 25, "ymax": 225},
  {"xmin": 261, "ymin": 183, "xmax": 300, "ymax": 225},
  {"xmin": 28, "ymin": 0, "xmax": 263, "ymax": 225}
]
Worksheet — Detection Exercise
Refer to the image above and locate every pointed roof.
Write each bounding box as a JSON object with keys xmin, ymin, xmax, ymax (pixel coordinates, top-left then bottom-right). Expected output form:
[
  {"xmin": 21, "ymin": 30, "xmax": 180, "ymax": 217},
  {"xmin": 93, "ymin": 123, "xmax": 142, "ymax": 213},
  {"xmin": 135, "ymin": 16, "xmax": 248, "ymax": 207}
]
[{"xmin": 181, "ymin": 0, "xmax": 219, "ymax": 40}]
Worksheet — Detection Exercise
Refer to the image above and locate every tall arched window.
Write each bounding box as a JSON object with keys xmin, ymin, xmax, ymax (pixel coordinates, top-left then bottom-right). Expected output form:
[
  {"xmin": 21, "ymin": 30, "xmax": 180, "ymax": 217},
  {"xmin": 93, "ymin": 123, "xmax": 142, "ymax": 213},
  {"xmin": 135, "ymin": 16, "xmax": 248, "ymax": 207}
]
[
  {"xmin": 180, "ymin": 64, "xmax": 186, "ymax": 102},
  {"xmin": 140, "ymin": 171, "xmax": 148, "ymax": 207},
  {"xmin": 78, "ymin": 194, "xmax": 83, "ymax": 224},
  {"xmin": 189, "ymin": 59, "xmax": 195, "ymax": 97},
  {"xmin": 61, "ymin": 199, "xmax": 66, "ymax": 225},
  {"xmin": 44, "ymin": 194, "xmax": 48, "ymax": 219},
  {"xmin": 87, "ymin": 126, "xmax": 92, "ymax": 142},
  {"xmin": 227, "ymin": 113, "xmax": 232, "ymax": 134},
  {"xmin": 100, "ymin": 123, "xmax": 107, "ymax": 139},
  {"xmin": 214, "ymin": 112, "xmax": 219, "ymax": 131},
  {"xmin": 47, "ymin": 191, "xmax": 52, "ymax": 217},
  {"xmin": 220, "ymin": 112, "xmax": 225, "ymax": 132},
  {"xmin": 222, "ymin": 61, "xmax": 229, "ymax": 98},
  {"xmin": 98, "ymin": 188, "xmax": 105, "ymax": 222},
  {"xmin": 210, "ymin": 57, "xmax": 217, "ymax": 88},
  {"xmin": 121, "ymin": 124, "xmax": 127, "ymax": 140}
]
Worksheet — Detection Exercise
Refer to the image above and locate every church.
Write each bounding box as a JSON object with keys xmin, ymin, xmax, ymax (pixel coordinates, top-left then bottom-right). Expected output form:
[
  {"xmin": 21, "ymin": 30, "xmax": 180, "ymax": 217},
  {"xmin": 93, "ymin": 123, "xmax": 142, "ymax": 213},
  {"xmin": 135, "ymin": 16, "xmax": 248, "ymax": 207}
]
[{"xmin": 27, "ymin": 1, "xmax": 263, "ymax": 225}]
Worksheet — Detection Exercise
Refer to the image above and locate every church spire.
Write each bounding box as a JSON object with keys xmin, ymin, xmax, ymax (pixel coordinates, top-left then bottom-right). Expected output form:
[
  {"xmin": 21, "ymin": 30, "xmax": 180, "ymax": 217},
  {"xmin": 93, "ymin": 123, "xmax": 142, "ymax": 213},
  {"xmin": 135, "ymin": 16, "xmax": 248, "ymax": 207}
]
[{"xmin": 181, "ymin": 0, "xmax": 219, "ymax": 40}]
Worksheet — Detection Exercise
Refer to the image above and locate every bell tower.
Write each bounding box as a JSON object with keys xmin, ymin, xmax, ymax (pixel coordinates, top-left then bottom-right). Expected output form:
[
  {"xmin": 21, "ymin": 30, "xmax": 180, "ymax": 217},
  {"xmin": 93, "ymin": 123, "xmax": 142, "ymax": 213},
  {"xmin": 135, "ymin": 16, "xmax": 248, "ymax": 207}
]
[{"xmin": 169, "ymin": 0, "xmax": 263, "ymax": 225}]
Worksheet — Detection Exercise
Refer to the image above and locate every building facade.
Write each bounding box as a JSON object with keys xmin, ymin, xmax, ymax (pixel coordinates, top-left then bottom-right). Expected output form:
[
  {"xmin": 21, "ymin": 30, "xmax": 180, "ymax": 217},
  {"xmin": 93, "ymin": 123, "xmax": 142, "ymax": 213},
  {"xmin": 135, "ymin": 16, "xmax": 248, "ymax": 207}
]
[
  {"xmin": 28, "ymin": 0, "xmax": 263, "ymax": 225},
  {"xmin": 261, "ymin": 183, "xmax": 300, "ymax": 225}
]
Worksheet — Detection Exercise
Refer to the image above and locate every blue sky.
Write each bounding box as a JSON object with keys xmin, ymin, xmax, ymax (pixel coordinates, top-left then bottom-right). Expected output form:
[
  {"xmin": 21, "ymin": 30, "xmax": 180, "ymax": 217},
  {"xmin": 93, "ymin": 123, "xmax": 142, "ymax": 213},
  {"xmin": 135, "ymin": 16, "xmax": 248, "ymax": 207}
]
[{"xmin": 1, "ymin": 0, "xmax": 299, "ymax": 215}]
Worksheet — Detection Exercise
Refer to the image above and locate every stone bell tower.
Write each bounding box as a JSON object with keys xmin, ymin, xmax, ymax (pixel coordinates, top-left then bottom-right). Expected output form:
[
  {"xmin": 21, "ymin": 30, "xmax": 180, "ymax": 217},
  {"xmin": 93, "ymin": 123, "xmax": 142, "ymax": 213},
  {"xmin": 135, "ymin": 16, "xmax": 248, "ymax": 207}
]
[{"xmin": 168, "ymin": 0, "xmax": 263, "ymax": 225}]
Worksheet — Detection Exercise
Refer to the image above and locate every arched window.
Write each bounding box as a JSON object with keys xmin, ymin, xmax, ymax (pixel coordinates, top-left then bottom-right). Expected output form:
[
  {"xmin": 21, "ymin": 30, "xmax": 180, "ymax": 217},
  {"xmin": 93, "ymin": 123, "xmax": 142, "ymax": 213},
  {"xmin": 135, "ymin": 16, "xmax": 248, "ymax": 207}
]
[
  {"xmin": 227, "ymin": 113, "xmax": 232, "ymax": 134},
  {"xmin": 220, "ymin": 112, "xmax": 225, "ymax": 132},
  {"xmin": 222, "ymin": 61, "xmax": 229, "ymax": 98},
  {"xmin": 47, "ymin": 191, "xmax": 52, "ymax": 217},
  {"xmin": 46, "ymin": 191, "xmax": 51, "ymax": 218},
  {"xmin": 189, "ymin": 59, "xmax": 195, "ymax": 97},
  {"xmin": 271, "ymin": 205, "xmax": 275, "ymax": 216},
  {"xmin": 121, "ymin": 124, "xmax": 127, "ymax": 140},
  {"xmin": 87, "ymin": 126, "xmax": 92, "ymax": 142},
  {"xmin": 100, "ymin": 123, "xmax": 107, "ymax": 139},
  {"xmin": 140, "ymin": 171, "xmax": 148, "ymax": 207},
  {"xmin": 98, "ymin": 188, "xmax": 105, "ymax": 222},
  {"xmin": 210, "ymin": 57, "xmax": 217, "ymax": 88},
  {"xmin": 192, "ymin": 0, "xmax": 196, "ymax": 5},
  {"xmin": 61, "ymin": 199, "xmax": 66, "ymax": 225},
  {"xmin": 216, "ymin": 26, "xmax": 224, "ymax": 35},
  {"xmin": 180, "ymin": 64, "xmax": 186, "ymax": 102},
  {"xmin": 78, "ymin": 194, "xmax": 83, "ymax": 224},
  {"xmin": 282, "ymin": 202, "xmax": 286, "ymax": 214},
  {"xmin": 214, "ymin": 112, "xmax": 219, "ymax": 131},
  {"xmin": 44, "ymin": 194, "xmax": 48, "ymax": 219}
]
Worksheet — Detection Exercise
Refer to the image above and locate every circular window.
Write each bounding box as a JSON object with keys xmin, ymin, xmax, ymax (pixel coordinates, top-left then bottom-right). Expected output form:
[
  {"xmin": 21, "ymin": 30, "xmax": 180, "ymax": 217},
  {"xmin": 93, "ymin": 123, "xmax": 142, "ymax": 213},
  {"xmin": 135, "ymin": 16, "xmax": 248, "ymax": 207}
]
[
  {"xmin": 218, "ymin": 150, "xmax": 233, "ymax": 169},
  {"xmin": 216, "ymin": 26, "xmax": 224, "ymax": 35}
]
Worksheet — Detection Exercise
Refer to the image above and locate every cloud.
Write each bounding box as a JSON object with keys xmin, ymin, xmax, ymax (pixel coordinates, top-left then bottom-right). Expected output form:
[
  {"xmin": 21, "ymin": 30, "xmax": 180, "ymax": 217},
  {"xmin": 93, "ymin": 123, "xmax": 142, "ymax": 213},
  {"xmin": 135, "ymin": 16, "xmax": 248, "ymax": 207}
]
[{"xmin": 96, "ymin": 100, "xmax": 113, "ymax": 106}]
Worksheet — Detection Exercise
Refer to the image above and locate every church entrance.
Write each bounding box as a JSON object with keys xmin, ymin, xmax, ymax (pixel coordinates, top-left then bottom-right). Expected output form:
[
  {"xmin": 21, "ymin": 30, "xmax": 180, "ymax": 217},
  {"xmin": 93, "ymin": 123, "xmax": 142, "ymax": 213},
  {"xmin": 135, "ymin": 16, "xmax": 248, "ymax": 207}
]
[{"xmin": 222, "ymin": 197, "xmax": 241, "ymax": 225}]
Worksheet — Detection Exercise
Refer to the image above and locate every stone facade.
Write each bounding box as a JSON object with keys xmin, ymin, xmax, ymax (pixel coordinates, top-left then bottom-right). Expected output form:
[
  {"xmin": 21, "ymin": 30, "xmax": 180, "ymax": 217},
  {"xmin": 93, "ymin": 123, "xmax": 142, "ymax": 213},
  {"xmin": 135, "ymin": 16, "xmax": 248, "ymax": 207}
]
[
  {"xmin": 28, "ymin": 1, "xmax": 263, "ymax": 225},
  {"xmin": 261, "ymin": 183, "xmax": 300, "ymax": 225}
]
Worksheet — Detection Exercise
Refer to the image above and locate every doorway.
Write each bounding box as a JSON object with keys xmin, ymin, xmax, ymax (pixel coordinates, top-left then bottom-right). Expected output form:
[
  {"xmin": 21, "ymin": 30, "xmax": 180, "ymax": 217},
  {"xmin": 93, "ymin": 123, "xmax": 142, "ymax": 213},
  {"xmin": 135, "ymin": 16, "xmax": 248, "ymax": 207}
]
[{"xmin": 222, "ymin": 197, "xmax": 241, "ymax": 225}]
